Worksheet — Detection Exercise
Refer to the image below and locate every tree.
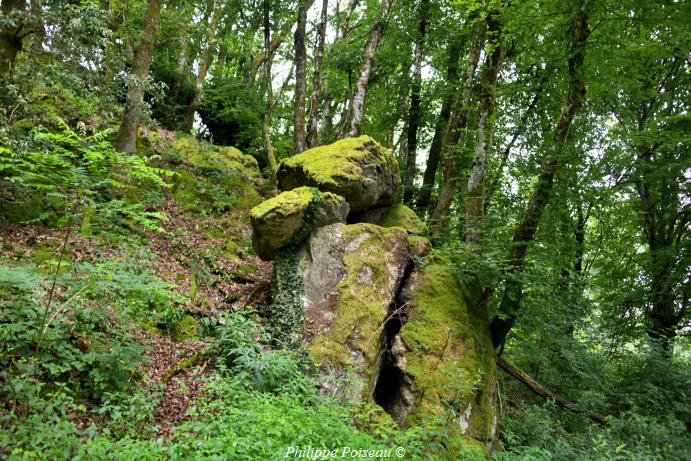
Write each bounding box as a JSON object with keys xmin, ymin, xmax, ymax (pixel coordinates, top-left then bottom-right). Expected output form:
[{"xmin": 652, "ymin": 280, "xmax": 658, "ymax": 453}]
[
  {"xmin": 306, "ymin": 0, "xmax": 328, "ymax": 148},
  {"xmin": 293, "ymin": 0, "xmax": 314, "ymax": 153},
  {"xmin": 402, "ymin": 0, "xmax": 429, "ymax": 205},
  {"xmin": 429, "ymin": 14, "xmax": 485, "ymax": 240},
  {"xmin": 346, "ymin": 0, "xmax": 393, "ymax": 137},
  {"xmin": 0, "ymin": 0, "xmax": 27, "ymax": 75},
  {"xmin": 464, "ymin": 2, "xmax": 504, "ymax": 249},
  {"xmin": 183, "ymin": 0, "xmax": 226, "ymax": 132},
  {"xmin": 415, "ymin": 33, "xmax": 462, "ymax": 213},
  {"xmin": 490, "ymin": 0, "xmax": 591, "ymax": 350},
  {"xmin": 115, "ymin": 0, "xmax": 161, "ymax": 154}
]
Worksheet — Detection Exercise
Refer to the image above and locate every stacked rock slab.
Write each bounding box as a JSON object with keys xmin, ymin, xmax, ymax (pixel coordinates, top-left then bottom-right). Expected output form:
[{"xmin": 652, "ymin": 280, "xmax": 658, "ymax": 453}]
[
  {"xmin": 249, "ymin": 136, "xmax": 497, "ymax": 453},
  {"xmin": 250, "ymin": 187, "xmax": 349, "ymax": 260},
  {"xmin": 277, "ymin": 136, "xmax": 399, "ymax": 214}
]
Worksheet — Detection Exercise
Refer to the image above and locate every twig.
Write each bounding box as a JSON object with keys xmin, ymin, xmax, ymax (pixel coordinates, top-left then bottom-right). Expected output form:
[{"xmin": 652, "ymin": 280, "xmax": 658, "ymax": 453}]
[{"xmin": 35, "ymin": 225, "xmax": 72, "ymax": 354}]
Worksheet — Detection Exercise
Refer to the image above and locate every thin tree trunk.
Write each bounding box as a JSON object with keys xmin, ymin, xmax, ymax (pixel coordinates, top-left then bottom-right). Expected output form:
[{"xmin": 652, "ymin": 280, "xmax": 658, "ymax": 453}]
[
  {"xmin": 307, "ymin": 0, "xmax": 329, "ymax": 148},
  {"xmin": 171, "ymin": 21, "xmax": 190, "ymax": 99},
  {"xmin": 416, "ymin": 34, "xmax": 462, "ymax": 213},
  {"xmin": 293, "ymin": 0, "xmax": 313, "ymax": 153},
  {"xmin": 429, "ymin": 19, "xmax": 485, "ymax": 240},
  {"xmin": 0, "ymin": 0, "xmax": 27, "ymax": 76},
  {"xmin": 346, "ymin": 0, "xmax": 393, "ymax": 137},
  {"xmin": 183, "ymin": 0, "xmax": 224, "ymax": 132},
  {"xmin": 490, "ymin": 0, "xmax": 590, "ymax": 350},
  {"xmin": 386, "ymin": 61, "xmax": 411, "ymax": 146},
  {"xmin": 464, "ymin": 6, "xmax": 505, "ymax": 249},
  {"xmin": 263, "ymin": 0, "xmax": 278, "ymax": 180},
  {"xmin": 115, "ymin": 0, "xmax": 161, "ymax": 154},
  {"xmin": 485, "ymin": 78, "xmax": 545, "ymax": 211},
  {"xmin": 402, "ymin": 0, "xmax": 430, "ymax": 205}
]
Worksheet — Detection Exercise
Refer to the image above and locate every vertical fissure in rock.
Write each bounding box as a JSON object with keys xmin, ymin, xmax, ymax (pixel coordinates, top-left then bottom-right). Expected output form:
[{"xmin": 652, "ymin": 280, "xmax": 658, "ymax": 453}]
[{"xmin": 373, "ymin": 259, "xmax": 415, "ymax": 423}]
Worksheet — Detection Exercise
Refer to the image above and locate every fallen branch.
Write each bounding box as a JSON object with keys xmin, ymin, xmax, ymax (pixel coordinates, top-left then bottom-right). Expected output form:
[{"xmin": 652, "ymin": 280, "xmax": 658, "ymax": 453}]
[
  {"xmin": 162, "ymin": 345, "xmax": 215, "ymax": 383},
  {"xmin": 497, "ymin": 356, "xmax": 608, "ymax": 425}
]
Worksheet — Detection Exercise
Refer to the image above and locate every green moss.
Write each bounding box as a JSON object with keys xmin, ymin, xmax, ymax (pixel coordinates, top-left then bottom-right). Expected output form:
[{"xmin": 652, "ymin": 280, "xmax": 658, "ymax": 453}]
[
  {"xmin": 309, "ymin": 223, "xmax": 408, "ymax": 399},
  {"xmin": 378, "ymin": 204, "xmax": 428, "ymax": 236},
  {"xmin": 281, "ymin": 136, "xmax": 387, "ymax": 185},
  {"xmin": 172, "ymin": 168, "xmax": 260, "ymax": 214},
  {"xmin": 250, "ymin": 187, "xmax": 318, "ymax": 220},
  {"xmin": 172, "ymin": 315, "xmax": 200, "ymax": 342},
  {"xmin": 400, "ymin": 255, "xmax": 496, "ymax": 443}
]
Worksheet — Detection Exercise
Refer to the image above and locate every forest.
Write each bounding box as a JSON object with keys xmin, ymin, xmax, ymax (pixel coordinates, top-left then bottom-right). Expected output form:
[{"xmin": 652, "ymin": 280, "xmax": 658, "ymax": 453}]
[{"xmin": 0, "ymin": 0, "xmax": 689, "ymax": 459}]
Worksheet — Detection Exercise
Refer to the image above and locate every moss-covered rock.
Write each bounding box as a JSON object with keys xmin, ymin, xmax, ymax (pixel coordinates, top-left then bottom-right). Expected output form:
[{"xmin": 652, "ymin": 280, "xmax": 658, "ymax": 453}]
[
  {"xmin": 397, "ymin": 255, "xmax": 498, "ymax": 450},
  {"xmin": 378, "ymin": 204, "xmax": 428, "ymax": 236},
  {"xmin": 250, "ymin": 187, "xmax": 349, "ymax": 260},
  {"xmin": 142, "ymin": 129, "xmax": 260, "ymax": 178},
  {"xmin": 301, "ymin": 223, "xmax": 411, "ymax": 400},
  {"xmin": 407, "ymin": 236, "xmax": 432, "ymax": 258},
  {"xmin": 277, "ymin": 136, "xmax": 400, "ymax": 212}
]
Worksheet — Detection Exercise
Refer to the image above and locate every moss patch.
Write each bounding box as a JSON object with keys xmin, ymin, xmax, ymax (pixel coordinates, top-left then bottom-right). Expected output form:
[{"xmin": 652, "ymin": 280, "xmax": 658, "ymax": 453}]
[
  {"xmin": 400, "ymin": 255, "xmax": 496, "ymax": 443},
  {"xmin": 309, "ymin": 223, "xmax": 409, "ymax": 400},
  {"xmin": 277, "ymin": 136, "xmax": 400, "ymax": 212},
  {"xmin": 378, "ymin": 204, "xmax": 428, "ymax": 236}
]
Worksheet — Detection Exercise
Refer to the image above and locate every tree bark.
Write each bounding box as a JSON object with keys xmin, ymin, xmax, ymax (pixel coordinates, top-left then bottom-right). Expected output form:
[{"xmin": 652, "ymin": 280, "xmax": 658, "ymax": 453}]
[
  {"xmin": 293, "ymin": 0, "xmax": 314, "ymax": 154},
  {"xmin": 262, "ymin": 0, "xmax": 278, "ymax": 180},
  {"xmin": 346, "ymin": 0, "xmax": 393, "ymax": 137},
  {"xmin": 415, "ymin": 34, "xmax": 462, "ymax": 213},
  {"xmin": 307, "ymin": 0, "xmax": 329, "ymax": 148},
  {"xmin": 0, "ymin": 0, "xmax": 27, "ymax": 76},
  {"xmin": 490, "ymin": 0, "xmax": 590, "ymax": 350},
  {"xmin": 183, "ymin": 0, "xmax": 224, "ymax": 132},
  {"xmin": 115, "ymin": 0, "xmax": 161, "ymax": 154},
  {"xmin": 497, "ymin": 356, "xmax": 608, "ymax": 425},
  {"xmin": 386, "ymin": 60, "xmax": 411, "ymax": 146},
  {"xmin": 464, "ymin": 6, "xmax": 505, "ymax": 249},
  {"xmin": 402, "ymin": 0, "xmax": 430, "ymax": 205},
  {"xmin": 429, "ymin": 19, "xmax": 485, "ymax": 241}
]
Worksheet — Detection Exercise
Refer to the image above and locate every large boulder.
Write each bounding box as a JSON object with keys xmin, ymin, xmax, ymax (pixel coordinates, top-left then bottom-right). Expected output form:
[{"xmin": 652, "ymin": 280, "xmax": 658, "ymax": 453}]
[
  {"xmin": 270, "ymin": 223, "xmax": 411, "ymax": 397},
  {"xmin": 270, "ymin": 224, "xmax": 499, "ymax": 452},
  {"xmin": 250, "ymin": 187, "xmax": 349, "ymax": 260},
  {"xmin": 276, "ymin": 136, "xmax": 400, "ymax": 213}
]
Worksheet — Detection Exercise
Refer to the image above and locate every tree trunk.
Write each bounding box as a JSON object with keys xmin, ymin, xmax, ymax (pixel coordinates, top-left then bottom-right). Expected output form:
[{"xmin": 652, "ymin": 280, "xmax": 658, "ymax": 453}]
[
  {"xmin": 262, "ymin": 0, "xmax": 278, "ymax": 180},
  {"xmin": 183, "ymin": 0, "xmax": 224, "ymax": 132},
  {"xmin": 484, "ymin": 76, "xmax": 545, "ymax": 212},
  {"xmin": 402, "ymin": 0, "xmax": 430, "ymax": 205},
  {"xmin": 307, "ymin": 0, "xmax": 329, "ymax": 148},
  {"xmin": 0, "ymin": 0, "xmax": 27, "ymax": 76},
  {"xmin": 428, "ymin": 19, "xmax": 485, "ymax": 241},
  {"xmin": 385, "ymin": 60, "xmax": 411, "ymax": 146},
  {"xmin": 490, "ymin": 0, "xmax": 590, "ymax": 350},
  {"xmin": 415, "ymin": 34, "xmax": 462, "ymax": 213},
  {"xmin": 293, "ymin": 0, "xmax": 313, "ymax": 154},
  {"xmin": 115, "ymin": 0, "xmax": 161, "ymax": 154},
  {"xmin": 464, "ymin": 6, "xmax": 505, "ymax": 249},
  {"xmin": 346, "ymin": 0, "xmax": 393, "ymax": 137}
]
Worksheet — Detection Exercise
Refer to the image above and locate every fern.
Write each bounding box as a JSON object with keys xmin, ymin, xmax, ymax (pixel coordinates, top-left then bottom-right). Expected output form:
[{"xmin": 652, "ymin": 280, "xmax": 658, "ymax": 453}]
[{"xmin": 0, "ymin": 118, "xmax": 172, "ymax": 230}]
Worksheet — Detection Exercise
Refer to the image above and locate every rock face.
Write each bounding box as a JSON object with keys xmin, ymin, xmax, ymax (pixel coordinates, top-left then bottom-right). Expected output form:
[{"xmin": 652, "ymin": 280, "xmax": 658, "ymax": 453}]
[
  {"xmin": 377, "ymin": 204, "xmax": 428, "ymax": 236},
  {"xmin": 276, "ymin": 136, "xmax": 400, "ymax": 213},
  {"xmin": 394, "ymin": 256, "xmax": 499, "ymax": 450},
  {"xmin": 250, "ymin": 187, "xmax": 349, "ymax": 260},
  {"xmin": 305, "ymin": 223, "xmax": 411, "ymax": 400}
]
